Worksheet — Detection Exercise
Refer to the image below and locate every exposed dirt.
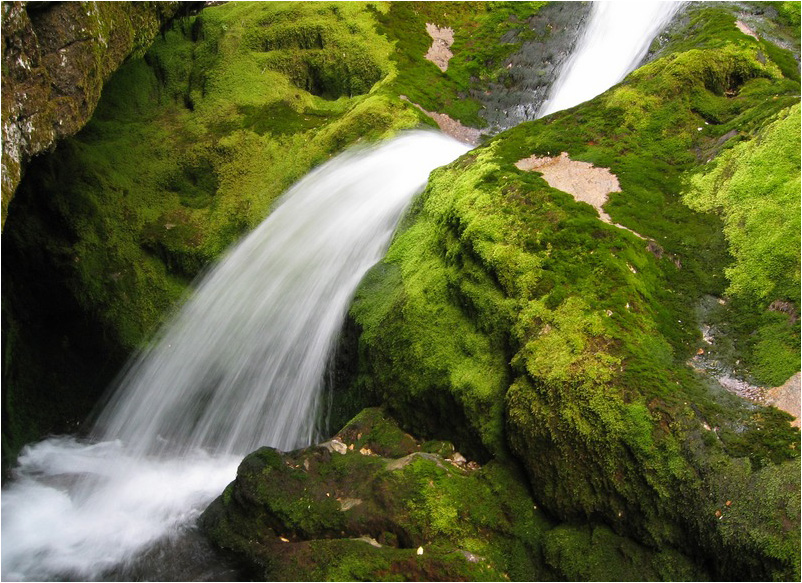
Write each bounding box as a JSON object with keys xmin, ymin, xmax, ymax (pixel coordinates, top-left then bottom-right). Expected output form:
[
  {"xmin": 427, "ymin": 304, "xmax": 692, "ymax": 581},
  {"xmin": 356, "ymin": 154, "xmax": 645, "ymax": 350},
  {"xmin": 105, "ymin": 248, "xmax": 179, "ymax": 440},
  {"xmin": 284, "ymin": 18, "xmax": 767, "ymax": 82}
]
[
  {"xmin": 765, "ymin": 372, "xmax": 801, "ymax": 428},
  {"xmin": 400, "ymin": 96, "xmax": 481, "ymax": 145},
  {"xmin": 515, "ymin": 151, "xmax": 620, "ymax": 222},
  {"xmin": 735, "ymin": 20, "xmax": 759, "ymax": 40},
  {"xmin": 424, "ymin": 23, "xmax": 454, "ymax": 72}
]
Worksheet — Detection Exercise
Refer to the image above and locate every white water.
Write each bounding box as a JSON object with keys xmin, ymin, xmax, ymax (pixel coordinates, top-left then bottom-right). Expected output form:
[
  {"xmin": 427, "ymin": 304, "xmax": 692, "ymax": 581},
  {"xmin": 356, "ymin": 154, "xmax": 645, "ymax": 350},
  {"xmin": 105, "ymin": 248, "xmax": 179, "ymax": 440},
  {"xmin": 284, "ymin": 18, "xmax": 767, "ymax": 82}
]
[
  {"xmin": 1, "ymin": 131, "xmax": 469, "ymax": 581},
  {"xmin": 539, "ymin": 1, "xmax": 683, "ymax": 118}
]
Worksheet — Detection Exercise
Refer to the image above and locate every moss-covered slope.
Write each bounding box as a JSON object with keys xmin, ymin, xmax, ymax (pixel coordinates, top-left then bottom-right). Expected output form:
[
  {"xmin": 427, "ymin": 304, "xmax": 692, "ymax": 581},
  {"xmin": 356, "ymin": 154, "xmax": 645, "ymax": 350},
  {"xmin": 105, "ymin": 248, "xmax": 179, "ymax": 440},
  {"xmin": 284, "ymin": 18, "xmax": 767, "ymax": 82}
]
[{"xmin": 347, "ymin": 4, "xmax": 800, "ymax": 579}]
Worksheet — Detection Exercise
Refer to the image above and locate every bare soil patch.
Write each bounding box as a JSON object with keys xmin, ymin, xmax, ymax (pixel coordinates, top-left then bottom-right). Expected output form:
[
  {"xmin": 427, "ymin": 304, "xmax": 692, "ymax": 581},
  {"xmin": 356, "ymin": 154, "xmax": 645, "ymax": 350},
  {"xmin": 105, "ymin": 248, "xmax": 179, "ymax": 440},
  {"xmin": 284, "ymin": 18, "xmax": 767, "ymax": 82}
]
[
  {"xmin": 515, "ymin": 152, "xmax": 620, "ymax": 223},
  {"xmin": 400, "ymin": 96, "xmax": 481, "ymax": 145},
  {"xmin": 424, "ymin": 23, "xmax": 454, "ymax": 72},
  {"xmin": 765, "ymin": 372, "xmax": 801, "ymax": 427}
]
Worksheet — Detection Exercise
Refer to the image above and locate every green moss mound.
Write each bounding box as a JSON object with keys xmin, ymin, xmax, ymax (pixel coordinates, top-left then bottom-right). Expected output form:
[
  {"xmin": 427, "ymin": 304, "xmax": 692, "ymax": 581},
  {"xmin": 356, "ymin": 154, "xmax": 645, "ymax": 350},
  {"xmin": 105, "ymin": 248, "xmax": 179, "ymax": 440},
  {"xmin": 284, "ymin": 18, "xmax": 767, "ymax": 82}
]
[
  {"xmin": 201, "ymin": 408, "xmax": 550, "ymax": 581},
  {"xmin": 348, "ymin": 5, "xmax": 800, "ymax": 579}
]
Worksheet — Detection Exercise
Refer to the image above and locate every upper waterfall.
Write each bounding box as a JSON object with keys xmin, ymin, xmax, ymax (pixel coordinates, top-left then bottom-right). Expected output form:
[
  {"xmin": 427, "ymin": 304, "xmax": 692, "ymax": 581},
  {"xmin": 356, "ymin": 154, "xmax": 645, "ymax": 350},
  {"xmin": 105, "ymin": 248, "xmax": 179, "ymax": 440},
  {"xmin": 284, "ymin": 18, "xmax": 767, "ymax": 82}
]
[{"xmin": 539, "ymin": 1, "xmax": 683, "ymax": 118}]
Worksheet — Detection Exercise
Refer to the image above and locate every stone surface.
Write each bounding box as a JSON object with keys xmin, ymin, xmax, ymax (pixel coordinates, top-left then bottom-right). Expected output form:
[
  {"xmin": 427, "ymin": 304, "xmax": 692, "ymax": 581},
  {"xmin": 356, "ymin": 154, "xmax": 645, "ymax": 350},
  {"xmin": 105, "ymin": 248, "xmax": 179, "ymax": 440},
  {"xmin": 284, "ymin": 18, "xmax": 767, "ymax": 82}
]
[{"xmin": 1, "ymin": 1, "xmax": 179, "ymax": 228}]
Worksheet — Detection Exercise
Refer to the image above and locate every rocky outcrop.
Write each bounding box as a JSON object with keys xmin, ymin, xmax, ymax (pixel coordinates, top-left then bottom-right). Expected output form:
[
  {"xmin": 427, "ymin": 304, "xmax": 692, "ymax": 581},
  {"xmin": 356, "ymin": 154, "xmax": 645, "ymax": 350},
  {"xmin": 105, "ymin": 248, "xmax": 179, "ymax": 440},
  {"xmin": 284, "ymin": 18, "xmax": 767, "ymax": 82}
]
[
  {"xmin": 201, "ymin": 408, "xmax": 546, "ymax": 581},
  {"xmin": 202, "ymin": 408, "xmax": 704, "ymax": 581},
  {"xmin": 1, "ymin": 1, "xmax": 179, "ymax": 228}
]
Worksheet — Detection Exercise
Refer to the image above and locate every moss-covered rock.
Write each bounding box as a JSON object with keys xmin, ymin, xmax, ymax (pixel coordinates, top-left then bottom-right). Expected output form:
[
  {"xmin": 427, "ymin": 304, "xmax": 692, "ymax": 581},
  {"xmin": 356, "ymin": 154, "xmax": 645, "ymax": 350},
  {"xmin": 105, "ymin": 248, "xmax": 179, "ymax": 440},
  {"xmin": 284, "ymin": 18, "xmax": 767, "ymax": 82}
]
[
  {"xmin": 201, "ymin": 407, "xmax": 550, "ymax": 581},
  {"xmin": 203, "ymin": 408, "xmax": 705, "ymax": 581},
  {"xmin": 0, "ymin": 1, "xmax": 181, "ymax": 227},
  {"xmin": 347, "ymin": 4, "xmax": 800, "ymax": 579}
]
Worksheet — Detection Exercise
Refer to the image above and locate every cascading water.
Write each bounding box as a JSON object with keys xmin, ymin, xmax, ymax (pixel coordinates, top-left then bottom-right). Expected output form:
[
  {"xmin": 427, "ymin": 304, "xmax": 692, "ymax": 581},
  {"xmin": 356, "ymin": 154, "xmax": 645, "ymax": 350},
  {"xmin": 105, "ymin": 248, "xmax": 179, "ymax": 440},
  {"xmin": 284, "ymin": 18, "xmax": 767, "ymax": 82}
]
[
  {"xmin": 1, "ymin": 131, "xmax": 469, "ymax": 581},
  {"xmin": 538, "ymin": 1, "xmax": 683, "ymax": 118}
]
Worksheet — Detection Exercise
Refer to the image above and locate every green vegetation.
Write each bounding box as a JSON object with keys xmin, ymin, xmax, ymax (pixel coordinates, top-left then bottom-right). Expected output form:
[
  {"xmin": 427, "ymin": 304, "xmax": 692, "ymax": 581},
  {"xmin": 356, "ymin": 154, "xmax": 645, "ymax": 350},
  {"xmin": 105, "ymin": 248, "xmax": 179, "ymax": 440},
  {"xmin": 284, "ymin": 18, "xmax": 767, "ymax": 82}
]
[
  {"xmin": 3, "ymin": 1, "xmax": 799, "ymax": 580},
  {"xmin": 348, "ymin": 4, "xmax": 800, "ymax": 579},
  {"xmin": 685, "ymin": 103, "xmax": 800, "ymax": 385}
]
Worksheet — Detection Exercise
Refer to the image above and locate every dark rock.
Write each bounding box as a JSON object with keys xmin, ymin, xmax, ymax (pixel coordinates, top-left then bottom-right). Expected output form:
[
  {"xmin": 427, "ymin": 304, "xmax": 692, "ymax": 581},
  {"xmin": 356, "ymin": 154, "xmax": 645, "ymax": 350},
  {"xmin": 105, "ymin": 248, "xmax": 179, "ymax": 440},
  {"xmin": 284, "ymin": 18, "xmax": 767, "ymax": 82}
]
[
  {"xmin": 473, "ymin": 2, "xmax": 592, "ymax": 133},
  {"xmin": 1, "ymin": 0, "xmax": 179, "ymax": 227}
]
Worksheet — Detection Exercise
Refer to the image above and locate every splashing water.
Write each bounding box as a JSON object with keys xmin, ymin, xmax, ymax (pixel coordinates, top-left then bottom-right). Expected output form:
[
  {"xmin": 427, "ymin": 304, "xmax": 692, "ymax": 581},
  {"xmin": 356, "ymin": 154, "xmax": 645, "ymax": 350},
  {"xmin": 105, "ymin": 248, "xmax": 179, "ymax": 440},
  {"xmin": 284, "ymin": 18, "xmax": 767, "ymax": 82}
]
[
  {"xmin": 1, "ymin": 131, "xmax": 469, "ymax": 581},
  {"xmin": 539, "ymin": 1, "xmax": 683, "ymax": 118}
]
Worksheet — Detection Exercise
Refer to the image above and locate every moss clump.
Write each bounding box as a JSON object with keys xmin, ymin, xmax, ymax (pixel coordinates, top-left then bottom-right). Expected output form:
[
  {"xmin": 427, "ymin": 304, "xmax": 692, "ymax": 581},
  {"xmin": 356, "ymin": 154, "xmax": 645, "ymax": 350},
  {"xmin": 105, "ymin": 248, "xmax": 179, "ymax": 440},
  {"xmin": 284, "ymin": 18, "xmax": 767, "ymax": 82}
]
[{"xmin": 541, "ymin": 523, "xmax": 706, "ymax": 582}]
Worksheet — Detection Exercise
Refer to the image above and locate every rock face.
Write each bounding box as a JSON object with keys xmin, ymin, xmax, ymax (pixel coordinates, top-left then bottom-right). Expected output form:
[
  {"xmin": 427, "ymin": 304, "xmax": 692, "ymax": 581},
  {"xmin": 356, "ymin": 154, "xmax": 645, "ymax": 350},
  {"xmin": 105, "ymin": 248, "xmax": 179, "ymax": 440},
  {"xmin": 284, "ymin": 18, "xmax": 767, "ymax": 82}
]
[
  {"xmin": 0, "ymin": 1, "xmax": 179, "ymax": 227},
  {"xmin": 201, "ymin": 408, "xmax": 549, "ymax": 581}
]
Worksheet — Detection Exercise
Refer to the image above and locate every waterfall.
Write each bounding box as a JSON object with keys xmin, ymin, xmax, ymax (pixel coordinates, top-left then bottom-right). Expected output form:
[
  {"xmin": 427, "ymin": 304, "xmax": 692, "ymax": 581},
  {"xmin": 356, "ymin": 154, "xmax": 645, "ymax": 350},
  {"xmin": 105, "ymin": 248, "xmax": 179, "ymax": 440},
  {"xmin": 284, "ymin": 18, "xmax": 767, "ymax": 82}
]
[
  {"xmin": 538, "ymin": 1, "xmax": 683, "ymax": 118},
  {"xmin": 1, "ymin": 131, "xmax": 469, "ymax": 581},
  {"xmin": 91, "ymin": 131, "xmax": 468, "ymax": 457}
]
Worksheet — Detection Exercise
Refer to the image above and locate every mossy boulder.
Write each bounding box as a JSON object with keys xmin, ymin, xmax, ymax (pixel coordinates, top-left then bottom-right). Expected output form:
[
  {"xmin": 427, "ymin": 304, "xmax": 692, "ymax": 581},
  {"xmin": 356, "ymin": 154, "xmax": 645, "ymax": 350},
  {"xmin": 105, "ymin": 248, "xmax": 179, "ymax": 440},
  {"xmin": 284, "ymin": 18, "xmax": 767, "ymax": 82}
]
[
  {"xmin": 202, "ymin": 408, "xmax": 705, "ymax": 581},
  {"xmin": 201, "ymin": 407, "xmax": 551, "ymax": 581},
  {"xmin": 346, "ymin": 4, "xmax": 800, "ymax": 579}
]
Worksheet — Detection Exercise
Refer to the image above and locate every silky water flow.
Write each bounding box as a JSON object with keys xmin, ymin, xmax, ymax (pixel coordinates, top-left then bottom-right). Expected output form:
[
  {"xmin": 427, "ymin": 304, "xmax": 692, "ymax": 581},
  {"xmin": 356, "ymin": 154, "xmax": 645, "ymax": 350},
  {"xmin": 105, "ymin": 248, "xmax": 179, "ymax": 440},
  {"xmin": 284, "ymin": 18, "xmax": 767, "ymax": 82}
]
[
  {"xmin": 1, "ymin": 132, "xmax": 469, "ymax": 581},
  {"xmin": 539, "ymin": 1, "xmax": 683, "ymax": 118}
]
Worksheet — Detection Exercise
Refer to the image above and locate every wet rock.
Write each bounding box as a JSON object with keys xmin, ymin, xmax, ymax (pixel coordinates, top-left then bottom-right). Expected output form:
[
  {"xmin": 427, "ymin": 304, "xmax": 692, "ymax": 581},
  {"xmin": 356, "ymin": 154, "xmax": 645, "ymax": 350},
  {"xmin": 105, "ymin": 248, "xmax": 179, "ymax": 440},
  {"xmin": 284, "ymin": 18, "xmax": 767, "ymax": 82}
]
[
  {"xmin": 201, "ymin": 407, "xmax": 546, "ymax": 581},
  {"xmin": 473, "ymin": 2, "xmax": 591, "ymax": 132},
  {"xmin": 1, "ymin": 1, "xmax": 179, "ymax": 227}
]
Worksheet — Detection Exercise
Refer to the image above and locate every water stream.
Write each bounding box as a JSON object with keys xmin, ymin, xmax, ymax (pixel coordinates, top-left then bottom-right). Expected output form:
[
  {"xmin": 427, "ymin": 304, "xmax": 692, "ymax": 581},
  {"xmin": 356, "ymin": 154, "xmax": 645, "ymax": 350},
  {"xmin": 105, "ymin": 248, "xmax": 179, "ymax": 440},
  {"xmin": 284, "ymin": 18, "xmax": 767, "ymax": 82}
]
[
  {"xmin": 1, "ymin": 132, "xmax": 469, "ymax": 581},
  {"xmin": 539, "ymin": 1, "xmax": 683, "ymax": 118},
  {"xmin": 2, "ymin": 3, "xmax": 684, "ymax": 580}
]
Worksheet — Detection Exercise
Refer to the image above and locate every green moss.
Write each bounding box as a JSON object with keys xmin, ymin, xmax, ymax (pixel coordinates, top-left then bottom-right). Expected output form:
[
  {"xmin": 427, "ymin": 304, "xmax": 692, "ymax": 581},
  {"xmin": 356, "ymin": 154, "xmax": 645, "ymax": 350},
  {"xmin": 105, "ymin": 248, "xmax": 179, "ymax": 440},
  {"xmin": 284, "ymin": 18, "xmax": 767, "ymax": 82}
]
[
  {"xmin": 542, "ymin": 523, "xmax": 706, "ymax": 581},
  {"xmin": 372, "ymin": 2, "xmax": 547, "ymax": 127},
  {"xmin": 348, "ymin": 5, "xmax": 800, "ymax": 579},
  {"xmin": 684, "ymin": 103, "xmax": 800, "ymax": 385}
]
